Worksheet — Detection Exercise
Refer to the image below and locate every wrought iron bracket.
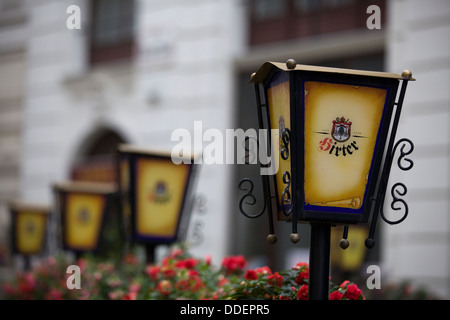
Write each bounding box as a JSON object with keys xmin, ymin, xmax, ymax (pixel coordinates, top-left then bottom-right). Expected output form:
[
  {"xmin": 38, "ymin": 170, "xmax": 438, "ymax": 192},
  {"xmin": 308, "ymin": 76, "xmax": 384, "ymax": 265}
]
[
  {"xmin": 238, "ymin": 178, "xmax": 266, "ymax": 219},
  {"xmin": 363, "ymin": 138, "xmax": 414, "ymax": 249}
]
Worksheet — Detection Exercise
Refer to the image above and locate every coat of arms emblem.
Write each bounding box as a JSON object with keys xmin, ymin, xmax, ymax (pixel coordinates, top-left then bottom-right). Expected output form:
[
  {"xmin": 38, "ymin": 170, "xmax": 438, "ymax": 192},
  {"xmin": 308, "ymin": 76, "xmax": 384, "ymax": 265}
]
[
  {"xmin": 332, "ymin": 117, "xmax": 352, "ymax": 142},
  {"xmin": 148, "ymin": 181, "xmax": 171, "ymax": 204},
  {"xmin": 78, "ymin": 207, "xmax": 90, "ymax": 223}
]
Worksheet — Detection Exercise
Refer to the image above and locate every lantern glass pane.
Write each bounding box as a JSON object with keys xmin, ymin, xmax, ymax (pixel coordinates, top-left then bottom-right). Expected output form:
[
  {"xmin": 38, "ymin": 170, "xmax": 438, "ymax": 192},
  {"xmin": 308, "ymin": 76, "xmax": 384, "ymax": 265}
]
[
  {"xmin": 119, "ymin": 156, "xmax": 132, "ymax": 236},
  {"xmin": 267, "ymin": 72, "xmax": 291, "ymax": 215},
  {"xmin": 303, "ymin": 81, "xmax": 388, "ymax": 213},
  {"xmin": 65, "ymin": 193, "xmax": 106, "ymax": 251},
  {"xmin": 16, "ymin": 211, "xmax": 46, "ymax": 254},
  {"xmin": 135, "ymin": 158, "xmax": 190, "ymax": 239}
]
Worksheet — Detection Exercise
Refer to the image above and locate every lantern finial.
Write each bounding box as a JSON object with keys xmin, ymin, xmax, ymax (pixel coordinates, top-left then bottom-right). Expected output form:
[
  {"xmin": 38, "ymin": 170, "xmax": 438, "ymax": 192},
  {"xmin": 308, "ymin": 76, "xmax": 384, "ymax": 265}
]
[
  {"xmin": 290, "ymin": 233, "xmax": 300, "ymax": 244},
  {"xmin": 286, "ymin": 59, "xmax": 297, "ymax": 70},
  {"xmin": 401, "ymin": 70, "xmax": 412, "ymax": 80}
]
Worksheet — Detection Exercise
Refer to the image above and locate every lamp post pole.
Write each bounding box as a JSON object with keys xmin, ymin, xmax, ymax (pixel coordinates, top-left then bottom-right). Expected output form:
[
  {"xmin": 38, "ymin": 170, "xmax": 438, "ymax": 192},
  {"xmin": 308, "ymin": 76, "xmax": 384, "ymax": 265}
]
[
  {"xmin": 146, "ymin": 244, "xmax": 156, "ymax": 264},
  {"xmin": 309, "ymin": 223, "xmax": 331, "ymax": 300}
]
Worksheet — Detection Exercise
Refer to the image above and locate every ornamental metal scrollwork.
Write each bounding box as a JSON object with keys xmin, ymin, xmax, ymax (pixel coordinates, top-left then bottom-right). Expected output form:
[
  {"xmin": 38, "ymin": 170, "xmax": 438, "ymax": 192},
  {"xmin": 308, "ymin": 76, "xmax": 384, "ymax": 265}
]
[
  {"xmin": 395, "ymin": 138, "xmax": 414, "ymax": 171},
  {"xmin": 380, "ymin": 138, "xmax": 414, "ymax": 225},
  {"xmin": 281, "ymin": 171, "xmax": 292, "ymax": 217},
  {"xmin": 238, "ymin": 178, "xmax": 266, "ymax": 219},
  {"xmin": 280, "ymin": 128, "xmax": 291, "ymax": 160}
]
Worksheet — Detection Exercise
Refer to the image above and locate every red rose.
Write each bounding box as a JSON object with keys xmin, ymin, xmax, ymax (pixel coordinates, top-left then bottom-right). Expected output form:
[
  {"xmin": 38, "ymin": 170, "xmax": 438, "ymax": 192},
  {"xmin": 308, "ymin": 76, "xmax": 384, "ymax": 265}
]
[
  {"xmin": 292, "ymin": 262, "xmax": 308, "ymax": 270},
  {"xmin": 297, "ymin": 284, "xmax": 308, "ymax": 300},
  {"xmin": 145, "ymin": 265, "xmax": 160, "ymax": 281},
  {"xmin": 329, "ymin": 290, "xmax": 343, "ymax": 300},
  {"xmin": 175, "ymin": 257, "xmax": 198, "ymax": 269},
  {"xmin": 345, "ymin": 283, "xmax": 363, "ymax": 300},
  {"xmin": 221, "ymin": 255, "xmax": 246, "ymax": 274},
  {"xmin": 267, "ymin": 272, "xmax": 284, "ymax": 288},
  {"xmin": 245, "ymin": 269, "xmax": 258, "ymax": 280},
  {"xmin": 123, "ymin": 292, "xmax": 137, "ymax": 300},
  {"xmin": 255, "ymin": 266, "xmax": 272, "ymax": 275},
  {"xmin": 295, "ymin": 269, "xmax": 309, "ymax": 284},
  {"xmin": 157, "ymin": 280, "xmax": 172, "ymax": 295}
]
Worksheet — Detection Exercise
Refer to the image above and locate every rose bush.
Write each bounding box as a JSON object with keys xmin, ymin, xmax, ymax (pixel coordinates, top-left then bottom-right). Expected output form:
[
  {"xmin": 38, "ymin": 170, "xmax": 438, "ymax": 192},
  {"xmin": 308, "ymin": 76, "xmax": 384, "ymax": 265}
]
[{"xmin": 0, "ymin": 245, "xmax": 364, "ymax": 300}]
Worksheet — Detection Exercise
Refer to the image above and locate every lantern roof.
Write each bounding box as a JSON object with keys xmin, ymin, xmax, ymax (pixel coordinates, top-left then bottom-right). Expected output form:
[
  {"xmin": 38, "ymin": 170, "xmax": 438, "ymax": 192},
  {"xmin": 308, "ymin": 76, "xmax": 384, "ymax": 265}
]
[
  {"xmin": 53, "ymin": 181, "xmax": 117, "ymax": 194},
  {"xmin": 250, "ymin": 61, "xmax": 415, "ymax": 84},
  {"xmin": 8, "ymin": 200, "xmax": 50, "ymax": 213},
  {"xmin": 118, "ymin": 143, "xmax": 200, "ymax": 163}
]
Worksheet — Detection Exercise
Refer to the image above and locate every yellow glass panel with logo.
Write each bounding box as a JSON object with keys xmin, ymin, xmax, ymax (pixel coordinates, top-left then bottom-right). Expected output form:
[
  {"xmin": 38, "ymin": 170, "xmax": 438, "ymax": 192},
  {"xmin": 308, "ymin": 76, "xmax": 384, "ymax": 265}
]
[
  {"xmin": 15, "ymin": 210, "xmax": 48, "ymax": 255},
  {"xmin": 304, "ymin": 82, "xmax": 387, "ymax": 210},
  {"xmin": 135, "ymin": 158, "xmax": 190, "ymax": 241},
  {"xmin": 65, "ymin": 193, "xmax": 106, "ymax": 251}
]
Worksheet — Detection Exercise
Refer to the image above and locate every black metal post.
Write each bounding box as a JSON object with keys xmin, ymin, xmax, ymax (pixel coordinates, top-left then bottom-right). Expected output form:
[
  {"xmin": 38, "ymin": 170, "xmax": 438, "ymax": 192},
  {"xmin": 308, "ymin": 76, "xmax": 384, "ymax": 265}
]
[
  {"xmin": 23, "ymin": 255, "xmax": 31, "ymax": 272},
  {"xmin": 309, "ymin": 223, "xmax": 331, "ymax": 300},
  {"xmin": 146, "ymin": 244, "xmax": 156, "ymax": 264}
]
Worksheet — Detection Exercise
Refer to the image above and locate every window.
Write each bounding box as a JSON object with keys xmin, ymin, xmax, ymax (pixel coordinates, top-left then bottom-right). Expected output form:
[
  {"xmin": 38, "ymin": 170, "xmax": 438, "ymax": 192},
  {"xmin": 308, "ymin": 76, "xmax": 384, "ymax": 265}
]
[
  {"xmin": 249, "ymin": 0, "xmax": 385, "ymax": 46},
  {"xmin": 252, "ymin": 0, "xmax": 287, "ymax": 20},
  {"xmin": 89, "ymin": 0, "xmax": 135, "ymax": 65}
]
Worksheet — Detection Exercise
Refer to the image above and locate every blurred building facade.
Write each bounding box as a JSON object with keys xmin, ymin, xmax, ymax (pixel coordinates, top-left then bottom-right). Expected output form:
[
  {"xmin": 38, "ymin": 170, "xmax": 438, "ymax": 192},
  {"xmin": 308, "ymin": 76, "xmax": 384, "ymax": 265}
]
[{"xmin": 0, "ymin": 0, "xmax": 448, "ymax": 298}]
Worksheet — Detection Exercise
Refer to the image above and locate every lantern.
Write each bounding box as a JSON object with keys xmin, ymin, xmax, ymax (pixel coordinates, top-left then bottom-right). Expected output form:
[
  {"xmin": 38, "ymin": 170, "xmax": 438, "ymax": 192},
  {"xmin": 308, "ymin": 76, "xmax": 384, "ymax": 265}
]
[
  {"xmin": 53, "ymin": 181, "xmax": 116, "ymax": 255},
  {"xmin": 9, "ymin": 201, "xmax": 50, "ymax": 256},
  {"xmin": 117, "ymin": 144, "xmax": 198, "ymax": 261},
  {"xmin": 239, "ymin": 60, "xmax": 415, "ymax": 299}
]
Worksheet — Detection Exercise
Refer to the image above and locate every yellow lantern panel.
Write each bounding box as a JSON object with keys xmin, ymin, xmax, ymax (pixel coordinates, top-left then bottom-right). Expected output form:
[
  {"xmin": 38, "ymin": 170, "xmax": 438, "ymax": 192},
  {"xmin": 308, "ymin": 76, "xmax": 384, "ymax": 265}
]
[
  {"xmin": 330, "ymin": 225, "xmax": 368, "ymax": 272},
  {"xmin": 15, "ymin": 211, "xmax": 47, "ymax": 255},
  {"xmin": 267, "ymin": 76, "xmax": 291, "ymax": 216},
  {"xmin": 304, "ymin": 81, "xmax": 387, "ymax": 212},
  {"xmin": 135, "ymin": 158, "xmax": 190, "ymax": 239},
  {"xmin": 65, "ymin": 193, "xmax": 106, "ymax": 251}
]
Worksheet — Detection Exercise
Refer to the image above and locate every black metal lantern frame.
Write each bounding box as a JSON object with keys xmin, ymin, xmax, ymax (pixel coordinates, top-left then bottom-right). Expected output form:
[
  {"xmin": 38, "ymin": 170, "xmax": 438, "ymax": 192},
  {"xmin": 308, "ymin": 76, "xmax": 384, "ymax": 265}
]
[
  {"xmin": 9, "ymin": 201, "xmax": 50, "ymax": 257},
  {"xmin": 117, "ymin": 145, "xmax": 199, "ymax": 247},
  {"xmin": 239, "ymin": 60, "xmax": 415, "ymax": 249}
]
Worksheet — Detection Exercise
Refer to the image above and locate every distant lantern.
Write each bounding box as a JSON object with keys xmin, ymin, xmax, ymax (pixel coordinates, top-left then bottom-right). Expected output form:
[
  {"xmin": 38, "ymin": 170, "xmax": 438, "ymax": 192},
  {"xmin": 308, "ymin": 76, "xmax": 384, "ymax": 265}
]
[
  {"xmin": 117, "ymin": 144, "xmax": 198, "ymax": 262},
  {"xmin": 9, "ymin": 201, "xmax": 50, "ymax": 256}
]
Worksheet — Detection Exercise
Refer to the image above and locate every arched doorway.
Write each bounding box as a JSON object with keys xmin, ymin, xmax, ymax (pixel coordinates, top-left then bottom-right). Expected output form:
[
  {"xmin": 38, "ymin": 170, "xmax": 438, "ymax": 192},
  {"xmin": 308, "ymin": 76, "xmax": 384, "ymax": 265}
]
[
  {"xmin": 70, "ymin": 128, "xmax": 126, "ymax": 183},
  {"xmin": 69, "ymin": 127, "xmax": 127, "ymax": 259}
]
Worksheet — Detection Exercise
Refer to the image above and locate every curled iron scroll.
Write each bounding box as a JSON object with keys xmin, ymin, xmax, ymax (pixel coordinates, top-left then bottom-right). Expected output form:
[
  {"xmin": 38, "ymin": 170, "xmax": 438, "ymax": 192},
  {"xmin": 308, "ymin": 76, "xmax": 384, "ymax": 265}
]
[
  {"xmin": 281, "ymin": 171, "xmax": 293, "ymax": 217},
  {"xmin": 280, "ymin": 128, "xmax": 291, "ymax": 160},
  {"xmin": 395, "ymin": 138, "xmax": 414, "ymax": 171},
  {"xmin": 238, "ymin": 178, "xmax": 266, "ymax": 219},
  {"xmin": 380, "ymin": 138, "xmax": 414, "ymax": 225}
]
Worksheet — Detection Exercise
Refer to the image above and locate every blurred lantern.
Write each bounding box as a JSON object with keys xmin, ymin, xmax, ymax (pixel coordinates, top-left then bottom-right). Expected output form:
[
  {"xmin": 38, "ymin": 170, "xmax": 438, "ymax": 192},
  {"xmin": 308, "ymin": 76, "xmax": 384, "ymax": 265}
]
[
  {"xmin": 330, "ymin": 225, "xmax": 368, "ymax": 273},
  {"xmin": 239, "ymin": 59, "xmax": 415, "ymax": 299},
  {"xmin": 53, "ymin": 181, "xmax": 116, "ymax": 257},
  {"xmin": 8, "ymin": 200, "xmax": 50, "ymax": 270},
  {"xmin": 117, "ymin": 144, "xmax": 198, "ymax": 262}
]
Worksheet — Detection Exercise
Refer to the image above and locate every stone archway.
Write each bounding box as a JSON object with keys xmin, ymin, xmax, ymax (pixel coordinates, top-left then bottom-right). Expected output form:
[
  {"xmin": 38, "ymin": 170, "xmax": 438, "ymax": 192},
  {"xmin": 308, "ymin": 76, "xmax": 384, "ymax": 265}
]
[
  {"xmin": 69, "ymin": 127, "xmax": 127, "ymax": 259},
  {"xmin": 70, "ymin": 128, "xmax": 126, "ymax": 183}
]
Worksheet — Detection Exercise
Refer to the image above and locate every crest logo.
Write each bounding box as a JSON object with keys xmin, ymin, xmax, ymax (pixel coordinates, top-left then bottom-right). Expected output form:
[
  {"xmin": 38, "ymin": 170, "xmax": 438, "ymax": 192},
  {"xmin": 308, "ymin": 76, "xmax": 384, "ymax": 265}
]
[
  {"xmin": 332, "ymin": 117, "xmax": 352, "ymax": 142},
  {"xmin": 316, "ymin": 116, "xmax": 360, "ymax": 157},
  {"xmin": 25, "ymin": 220, "xmax": 36, "ymax": 234},
  {"xmin": 148, "ymin": 181, "xmax": 171, "ymax": 204},
  {"xmin": 78, "ymin": 207, "xmax": 90, "ymax": 223}
]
